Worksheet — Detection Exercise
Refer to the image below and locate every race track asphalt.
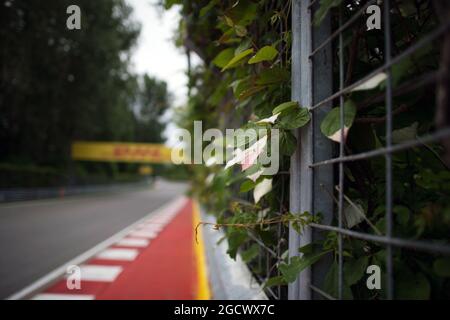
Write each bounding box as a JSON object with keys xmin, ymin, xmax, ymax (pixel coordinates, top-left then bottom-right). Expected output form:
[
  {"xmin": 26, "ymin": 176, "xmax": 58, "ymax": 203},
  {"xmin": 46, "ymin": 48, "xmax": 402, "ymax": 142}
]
[{"xmin": 0, "ymin": 180, "xmax": 187, "ymax": 299}]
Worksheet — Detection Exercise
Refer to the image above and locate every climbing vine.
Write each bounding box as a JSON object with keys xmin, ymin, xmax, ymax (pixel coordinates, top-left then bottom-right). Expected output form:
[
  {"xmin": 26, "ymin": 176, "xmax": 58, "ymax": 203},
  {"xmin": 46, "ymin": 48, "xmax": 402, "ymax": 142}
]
[{"xmin": 163, "ymin": 0, "xmax": 450, "ymax": 299}]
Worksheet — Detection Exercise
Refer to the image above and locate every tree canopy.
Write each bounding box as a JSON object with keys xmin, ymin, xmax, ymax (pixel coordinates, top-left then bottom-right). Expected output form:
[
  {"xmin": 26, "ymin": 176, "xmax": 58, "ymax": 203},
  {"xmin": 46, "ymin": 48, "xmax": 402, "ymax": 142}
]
[{"xmin": 0, "ymin": 0, "xmax": 171, "ymax": 186}]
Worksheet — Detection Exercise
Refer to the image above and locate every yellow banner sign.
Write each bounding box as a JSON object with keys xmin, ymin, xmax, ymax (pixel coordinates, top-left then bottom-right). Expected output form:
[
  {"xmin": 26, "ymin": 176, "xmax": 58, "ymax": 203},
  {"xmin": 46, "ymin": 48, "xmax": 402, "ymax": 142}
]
[
  {"xmin": 139, "ymin": 165, "xmax": 153, "ymax": 175},
  {"xmin": 71, "ymin": 141, "xmax": 174, "ymax": 164}
]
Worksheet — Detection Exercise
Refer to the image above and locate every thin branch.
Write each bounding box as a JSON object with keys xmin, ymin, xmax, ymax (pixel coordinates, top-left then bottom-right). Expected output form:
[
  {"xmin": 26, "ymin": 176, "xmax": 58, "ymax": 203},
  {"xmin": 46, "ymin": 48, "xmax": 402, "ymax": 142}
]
[{"xmin": 194, "ymin": 214, "xmax": 310, "ymax": 244}]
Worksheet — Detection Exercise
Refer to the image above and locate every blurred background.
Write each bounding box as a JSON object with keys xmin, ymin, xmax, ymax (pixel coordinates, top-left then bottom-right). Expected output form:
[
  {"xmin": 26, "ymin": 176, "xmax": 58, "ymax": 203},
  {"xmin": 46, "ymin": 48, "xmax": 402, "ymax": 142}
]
[
  {"xmin": 0, "ymin": 0, "xmax": 189, "ymax": 190},
  {"xmin": 0, "ymin": 0, "xmax": 194, "ymax": 299}
]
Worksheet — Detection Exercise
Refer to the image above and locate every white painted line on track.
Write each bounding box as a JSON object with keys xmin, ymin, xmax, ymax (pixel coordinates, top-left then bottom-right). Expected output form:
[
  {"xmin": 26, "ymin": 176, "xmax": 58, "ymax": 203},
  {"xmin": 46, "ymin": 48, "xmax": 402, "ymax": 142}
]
[
  {"xmin": 96, "ymin": 248, "xmax": 139, "ymax": 261},
  {"xmin": 128, "ymin": 230, "xmax": 158, "ymax": 239},
  {"xmin": 116, "ymin": 238, "xmax": 149, "ymax": 248},
  {"xmin": 7, "ymin": 196, "xmax": 188, "ymax": 300},
  {"xmin": 73, "ymin": 265, "xmax": 123, "ymax": 282},
  {"xmin": 136, "ymin": 225, "xmax": 163, "ymax": 233}
]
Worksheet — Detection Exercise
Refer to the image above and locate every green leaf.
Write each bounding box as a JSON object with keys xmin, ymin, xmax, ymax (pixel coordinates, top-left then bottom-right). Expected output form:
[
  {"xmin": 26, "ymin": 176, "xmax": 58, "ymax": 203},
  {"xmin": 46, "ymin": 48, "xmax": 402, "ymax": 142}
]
[
  {"xmin": 255, "ymin": 68, "xmax": 289, "ymax": 86},
  {"xmin": 344, "ymin": 256, "xmax": 368, "ymax": 286},
  {"xmin": 212, "ymin": 48, "xmax": 234, "ymax": 68},
  {"xmin": 272, "ymin": 101, "xmax": 298, "ymax": 115},
  {"xmin": 277, "ymin": 107, "xmax": 310, "ymax": 130},
  {"xmin": 240, "ymin": 244, "xmax": 259, "ymax": 262},
  {"xmin": 264, "ymin": 276, "xmax": 287, "ymax": 288},
  {"xmin": 433, "ymin": 258, "xmax": 450, "ymax": 277},
  {"xmin": 230, "ymin": 77, "xmax": 251, "ymax": 98},
  {"xmin": 223, "ymin": 15, "xmax": 234, "ymax": 27},
  {"xmin": 280, "ymin": 130, "xmax": 297, "ymax": 156},
  {"xmin": 221, "ymin": 48, "xmax": 254, "ymax": 71},
  {"xmin": 239, "ymin": 179, "xmax": 255, "ymax": 193},
  {"xmin": 199, "ymin": 0, "xmax": 218, "ymax": 17},
  {"xmin": 235, "ymin": 38, "xmax": 252, "ymax": 54},
  {"xmin": 392, "ymin": 122, "xmax": 418, "ymax": 144},
  {"xmin": 226, "ymin": 1, "xmax": 258, "ymax": 27},
  {"xmin": 280, "ymin": 251, "xmax": 330, "ymax": 283},
  {"xmin": 375, "ymin": 217, "xmax": 386, "ymax": 233},
  {"xmin": 226, "ymin": 229, "xmax": 248, "ymax": 260},
  {"xmin": 238, "ymin": 85, "xmax": 265, "ymax": 100},
  {"xmin": 320, "ymin": 100, "xmax": 357, "ymax": 143},
  {"xmin": 208, "ymin": 80, "xmax": 228, "ymax": 105},
  {"xmin": 164, "ymin": 0, "xmax": 182, "ymax": 9},
  {"xmin": 298, "ymin": 243, "xmax": 314, "ymax": 255},
  {"xmin": 396, "ymin": 270, "xmax": 430, "ymax": 299},
  {"xmin": 248, "ymin": 46, "xmax": 278, "ymax": 64},
  {"xmin": 314, "ymin": 0, "xmax": 343, "ymax": 26},
  {"xmin": 324, "ymin": 261, "xmax": 353, "ymax": 299},
  {"xmin": 234, "ymin": 25, "xmax": 247, "ymax": 37},
  {"xmin": 279, "ymin": 257, "xmax": 302, "ymax": 283}
]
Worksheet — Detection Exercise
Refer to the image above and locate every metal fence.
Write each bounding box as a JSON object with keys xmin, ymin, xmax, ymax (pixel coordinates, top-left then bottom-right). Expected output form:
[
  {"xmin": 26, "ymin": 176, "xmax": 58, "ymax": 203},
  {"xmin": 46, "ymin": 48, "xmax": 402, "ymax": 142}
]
[{"xmin": 289, "ymin": 0, "xmax": 450, "ymax": 300}]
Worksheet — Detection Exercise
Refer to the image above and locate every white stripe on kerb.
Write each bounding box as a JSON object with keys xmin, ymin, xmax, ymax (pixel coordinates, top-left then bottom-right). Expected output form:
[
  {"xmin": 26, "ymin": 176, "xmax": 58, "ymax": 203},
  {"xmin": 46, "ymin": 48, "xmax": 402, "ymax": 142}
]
[
  {"xmin": 71, "ymin": 265, "xmax": 123, "ymax": 282},
  {"xmin": 96, "ymin": 248, "xmax": 139, "ymax": 261},
  {"xmin": 32, "ymin": 293, "xmax": 95, "ymax": 300},
  {"xmin": 128, "ymin": 230, "xmax": 158, "ymax": 239},
  {"xmin": 137, "ymin": 225, "xmax": 163, "ymax": 233},
  {"xmin": 116, "ymin": 238, "xmax": 149, "ymax": 248}
]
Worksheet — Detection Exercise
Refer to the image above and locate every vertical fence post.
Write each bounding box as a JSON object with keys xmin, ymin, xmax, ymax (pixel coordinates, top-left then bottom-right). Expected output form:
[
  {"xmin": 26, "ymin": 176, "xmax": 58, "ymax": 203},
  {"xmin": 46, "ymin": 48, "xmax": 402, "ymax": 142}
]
[
  {"xmin": 311, "ymin": 2, "xmax": 333, "ymax": 299},
  {"xmin": 289, "ymin": 0, "xmax": 312, "ymax": 300},
  {"xmin": 289, "ymin": 0, "xmax": 333, "ymax": 300},
  {"xmin": 383, "ymin": 0, "xmax": 394, "ymax": 300},
  {"xmin": 288, "ymin": 0, "xmax": 302, "ymax": 300}
]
